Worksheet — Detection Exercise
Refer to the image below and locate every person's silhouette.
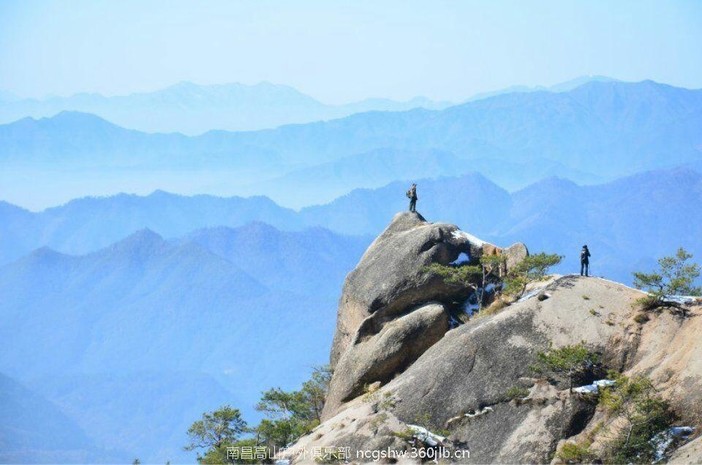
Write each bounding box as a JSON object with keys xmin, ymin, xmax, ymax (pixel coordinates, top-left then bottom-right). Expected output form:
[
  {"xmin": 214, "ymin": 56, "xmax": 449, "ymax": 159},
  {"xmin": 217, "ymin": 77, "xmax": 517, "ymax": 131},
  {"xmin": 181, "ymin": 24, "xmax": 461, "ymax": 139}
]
[
  {"xmin": 580, "ymin": 245, "xmax": 591, "ymax": 277},
  {"xmin": 406, "ymin": 183, "xmax": 417, "ymax": 212}
]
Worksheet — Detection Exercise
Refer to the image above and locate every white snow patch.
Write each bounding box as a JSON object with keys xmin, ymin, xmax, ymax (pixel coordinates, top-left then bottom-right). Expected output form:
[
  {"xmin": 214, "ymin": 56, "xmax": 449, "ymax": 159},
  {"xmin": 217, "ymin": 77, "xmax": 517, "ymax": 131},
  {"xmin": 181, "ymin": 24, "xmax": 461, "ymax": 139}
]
[
  {"xmin": 517, "ymin": 287, "xmax": 545, "ymax": 302},
  {"xmin": 464, "ymin": 406, "xmax": 493, "ymax": 418},
  {"xmin": 573, "ymin": 379, "xmax": 615, "ymax": 394},
  {"xmin": 407, "ymin": 424, "xmax": 446, "ymax": 446},
  {"xmin": 652, "ymin": 426, "xmax": 695, "ymax": 462},
  {"xmin": 664, "ymin": 295, "xmax": 699, "ymax": 305},
  {"xmin": 452, "ymin": 230, "xmax": 486, "ymax": 247}
]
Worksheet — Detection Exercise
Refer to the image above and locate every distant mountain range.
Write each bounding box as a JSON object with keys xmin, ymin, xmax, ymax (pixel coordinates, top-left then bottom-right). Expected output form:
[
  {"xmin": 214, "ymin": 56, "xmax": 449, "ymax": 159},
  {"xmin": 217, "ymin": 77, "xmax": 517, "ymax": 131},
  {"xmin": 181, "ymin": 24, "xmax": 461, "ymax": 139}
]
[
  {"xmin": 0, "ymin": 77, "xmax": 615, "ymax": 135},
  {"xmin": 220, "ymin": 79, "xmax": 701, "ymax": 174},
  {"xmin": 1, "ymin": 79, "xmax": 700, "ymax": 210},
  {"xmin": 247, "ymin": 148, "xmax": 604, "ymax": 208},
  {"xmin": 0, "ymin": 191, "xmax": 301, "ymax": 264},
  {"xmin": 0, "ymin": 224, "xmax": 369, "ymax": 462},
  {"xmin": 0, "ymin": 81, "xmax": 452, "ymax": 134},
  {"xmin": 2, "ymin": 167, "xmax": 701, "ymax": 283},
  {"xmin": 299, "ymin": 168, "xmax": 702, "ymax": 283},
  {"xmin": 463, "ymin": 75, "xmax": 618, "ymax": 102}
]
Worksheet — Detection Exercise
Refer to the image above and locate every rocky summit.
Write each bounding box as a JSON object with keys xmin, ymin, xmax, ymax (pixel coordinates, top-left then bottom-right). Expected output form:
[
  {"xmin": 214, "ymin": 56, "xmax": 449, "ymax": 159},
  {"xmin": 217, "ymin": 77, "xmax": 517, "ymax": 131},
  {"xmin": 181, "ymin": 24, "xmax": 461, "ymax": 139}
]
[{"xmin": 281, "ymin": 212, "xmax": 702, "ymax": 464}]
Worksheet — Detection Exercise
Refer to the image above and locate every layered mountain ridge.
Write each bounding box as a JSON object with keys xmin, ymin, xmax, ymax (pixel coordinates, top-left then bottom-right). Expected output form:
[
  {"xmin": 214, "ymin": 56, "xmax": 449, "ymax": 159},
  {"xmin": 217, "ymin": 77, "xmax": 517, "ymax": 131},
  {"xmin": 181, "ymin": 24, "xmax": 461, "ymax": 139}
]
[
  {"xmin": 2, "ymin": 167, "xmax": 700, "ymax": 287},
  {"xmin": 2, "ymin": 79, "xmax": 701, "ymax": 210}
]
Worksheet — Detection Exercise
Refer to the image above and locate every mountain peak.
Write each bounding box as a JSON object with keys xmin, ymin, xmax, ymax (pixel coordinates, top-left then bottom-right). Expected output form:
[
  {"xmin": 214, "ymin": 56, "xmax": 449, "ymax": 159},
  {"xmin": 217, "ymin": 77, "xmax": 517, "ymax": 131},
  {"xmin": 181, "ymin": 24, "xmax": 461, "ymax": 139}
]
[
  {"xmin": 29, "ymin": 246, "xmax": 66, "ymax": 260},
  {"xmin": 148, "ymin": 189, "xmax": 179, "ymax": 199},
  {"xmin": 24, "ymin": 111, "xmax": 124, "ymax": 132},
  {"xmin": 101, "ymin": 228, "xmax": 167, "ymax": 258},
  {"xmin": 123, "ymin": 227, "xmax": 163, "ymax": 243}
]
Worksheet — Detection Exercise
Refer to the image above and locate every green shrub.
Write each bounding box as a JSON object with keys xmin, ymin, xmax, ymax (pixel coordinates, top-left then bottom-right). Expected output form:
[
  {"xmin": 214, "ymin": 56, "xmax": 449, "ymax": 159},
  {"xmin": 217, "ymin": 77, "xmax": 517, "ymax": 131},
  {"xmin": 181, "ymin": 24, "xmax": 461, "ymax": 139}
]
[
  {"xmin": 504, "ymin": 385, "xmax": 529, "ymax": 401},
  {"xmin": 532, "ymin": 343, "xmax": 601, "ymax": 391},
  {"xmin": 185, "ymin": 365, "xmax": 333, "ymax": 463},
  {"xmin": 636, "ymin": 294, "xmax": 661, "ymax": 311},
  {"xmin": 473, "ymin": 298, "xmax": 509, "ymax": 318},
  {"xmin": 599, "ymin": 374, "xmax": 676, "ymax": 464},
  {"xmin": 423, "ymin": 262, "xmax": 481, "ymax": 287},
  {"xmin": 503, "ymin": 252, "xmax": 563, "ymax": 298},
  {"xmin": 557, "ymin": 441, "xmax": 594, "ymax": 463},
  {"xmin": 393, "ymin": 427, "xmax": 415, "ymax": 441},
  {"xmin": 633, "ymin": 247, "xmax": 701, "ymax": 311}
]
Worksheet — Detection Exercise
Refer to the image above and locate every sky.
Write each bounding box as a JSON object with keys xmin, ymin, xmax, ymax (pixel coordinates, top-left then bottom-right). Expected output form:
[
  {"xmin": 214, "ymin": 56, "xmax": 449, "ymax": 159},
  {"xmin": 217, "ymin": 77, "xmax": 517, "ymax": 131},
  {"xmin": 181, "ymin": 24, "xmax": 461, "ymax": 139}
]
[{"xmin": 0, "ymin": 0, "xmax": 701, "ymax": 103}]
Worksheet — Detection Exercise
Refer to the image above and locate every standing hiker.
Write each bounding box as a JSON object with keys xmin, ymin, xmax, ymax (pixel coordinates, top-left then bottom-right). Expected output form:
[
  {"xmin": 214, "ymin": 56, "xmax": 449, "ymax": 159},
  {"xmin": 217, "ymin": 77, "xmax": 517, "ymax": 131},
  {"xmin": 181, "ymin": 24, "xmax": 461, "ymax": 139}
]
[
  {"xmin": 580, "ymin": 245, "xmax": 591, "ymax": 277},
  {"xmin": 406, "ymin": 183, "xmax": 417, "ymax": 212}
]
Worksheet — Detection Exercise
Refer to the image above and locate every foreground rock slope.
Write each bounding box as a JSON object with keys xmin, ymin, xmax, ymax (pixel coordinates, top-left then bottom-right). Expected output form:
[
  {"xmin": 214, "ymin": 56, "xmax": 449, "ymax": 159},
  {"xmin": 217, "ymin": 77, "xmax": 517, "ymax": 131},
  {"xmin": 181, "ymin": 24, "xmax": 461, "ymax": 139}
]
[{"xmin": 283, "ymin": 213, "xmax": 701, "ymax": 464}]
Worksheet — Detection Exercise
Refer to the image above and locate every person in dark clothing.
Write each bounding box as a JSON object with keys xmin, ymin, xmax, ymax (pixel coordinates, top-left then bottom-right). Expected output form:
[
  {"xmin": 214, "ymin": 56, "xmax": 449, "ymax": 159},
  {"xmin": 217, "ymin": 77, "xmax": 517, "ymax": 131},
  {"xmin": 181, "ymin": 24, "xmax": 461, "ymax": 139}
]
[
  {"xmin": 580, "ymin": 245, "xmax": 591, "ymax": 277},
  {"xmin": 406, "ymin": 183, "xmax": 418, "ymax": 212}
]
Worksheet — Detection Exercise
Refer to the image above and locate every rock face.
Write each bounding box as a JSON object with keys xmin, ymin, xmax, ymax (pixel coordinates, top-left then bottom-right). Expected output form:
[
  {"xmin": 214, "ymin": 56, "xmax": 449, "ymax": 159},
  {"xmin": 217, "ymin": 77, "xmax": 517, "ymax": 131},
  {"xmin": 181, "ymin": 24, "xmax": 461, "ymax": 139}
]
[
  {"xmin": 328, "ymin": 212, "xmax": 468, "ymax": 371},
  {"xmin": 324, "ymin": 211, "xmax": 527, "ymax": 421},
  {"xmin": 289, "ymin": 211, "xmax": 702, "ymax": 464},
  {"xmin": 324, "ymin": 302, "xmax": 449, "ymax": 420},
  {"xmin": 670, "ymin": 436, "xmax": 702, "ymax": 464}
]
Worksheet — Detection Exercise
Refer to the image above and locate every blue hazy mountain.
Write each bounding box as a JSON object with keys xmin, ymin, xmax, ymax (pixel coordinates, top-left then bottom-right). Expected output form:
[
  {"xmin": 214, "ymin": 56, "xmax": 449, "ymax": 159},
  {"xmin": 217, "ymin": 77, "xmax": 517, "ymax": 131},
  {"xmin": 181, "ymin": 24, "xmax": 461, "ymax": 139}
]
[
  {"xmin": 181, "ymin": 222, "xmax": 370, "ymax": 297},
  {"xmin": 2, "ymin": 167, "xmax": 701, "ymax": 285},
  {"xmin": 0, "ymin": 191, "xmax": 301, "ymax": 264},
  {"xmin": 251, "ymin": 148, "xmax": 603, "ymax": 208},
  {"xmin": 0, "ymin": 77, "xmax": 613, "ymax": 134},
  {"xmin": 501, "ymin": 167, "xmax": 702, "ymax": 283},
  {"xmin": 0, "ymin": 372, "xmax": 122, "ymax": 463},
  {"xmin": 228, "ymin": 80, "xmax": 701, "ymax": 173},
  {"xmin": 0, "ymin": 111, "xmax": 281, "ymax": 169},
  {"xmin": 300, "ymin": 172, "xmax": 513, "ymax": 236},
  {"xmin": 2, "ymin": 79, "xmax": 699, "ymax": 174},
  {"xmin": 25, "ymin": 372, "xmax": 240, "ymax": 464},
  {"xmin": 296, "ymin": 168, "xmax": 702, "ymax": 284},
  {"xmin": 1, "ymin": 80, "xmax": 699, "ymax": 211},
  {"xmin": 0, "ymin": 224, "xmax": 369, "ymax": 462},
  {"xmin": 0, "ymin": 81, "xmax": 451, "ymax": 135},
  {"xmin": 464, "ymin": 75, "xmax": 619, "ymax": 102}
]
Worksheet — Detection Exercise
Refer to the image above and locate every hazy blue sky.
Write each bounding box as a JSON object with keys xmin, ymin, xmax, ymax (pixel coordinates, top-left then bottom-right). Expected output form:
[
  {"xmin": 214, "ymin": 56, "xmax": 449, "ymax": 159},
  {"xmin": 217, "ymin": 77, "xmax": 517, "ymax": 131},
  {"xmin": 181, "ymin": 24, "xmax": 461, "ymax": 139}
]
[{"xmin": 0, "ymin": 0, "xmax": 701, "ymax": 103}]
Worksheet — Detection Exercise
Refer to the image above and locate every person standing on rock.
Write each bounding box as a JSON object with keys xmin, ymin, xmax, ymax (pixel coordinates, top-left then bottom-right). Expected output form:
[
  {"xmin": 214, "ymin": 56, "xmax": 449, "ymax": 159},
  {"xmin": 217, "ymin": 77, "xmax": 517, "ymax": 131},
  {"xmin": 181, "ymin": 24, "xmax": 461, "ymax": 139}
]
[
  {"xmin": 406, "ymin": 183, "xmax": 418, "ymax": 212},
  {"xmin": 580, "ymin": 245, "xmax": 591, "ymax": 277}
]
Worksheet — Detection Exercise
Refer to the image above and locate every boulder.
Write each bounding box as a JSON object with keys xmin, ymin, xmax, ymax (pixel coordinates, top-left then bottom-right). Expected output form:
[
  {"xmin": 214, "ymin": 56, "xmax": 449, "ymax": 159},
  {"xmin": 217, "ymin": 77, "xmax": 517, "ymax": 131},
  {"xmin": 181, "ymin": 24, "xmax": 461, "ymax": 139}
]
[
  {"xmin": 450, "ymin": 229, "xmax": 528, "ymax": 275},
  {"xmin": 324, "ymin": 212, "xmax": 530, "ymax": 421},
  {"xmin": 504, "ymin": 242, "xmax": 529, "ymax": 271},
  {"xmin": 386, "ymin": 277, "xmax": 640, "ymax": 426},
  {"xmin": 324, "ymin": 302, "xmax": 449, "ymax": 418},
  {"xmin": 308, "ymin": 277, "xmax": 656, "ymax": 463},
  {"xmin": 328, "ymin": 212, "xmax": 470, "ymax": 369}
]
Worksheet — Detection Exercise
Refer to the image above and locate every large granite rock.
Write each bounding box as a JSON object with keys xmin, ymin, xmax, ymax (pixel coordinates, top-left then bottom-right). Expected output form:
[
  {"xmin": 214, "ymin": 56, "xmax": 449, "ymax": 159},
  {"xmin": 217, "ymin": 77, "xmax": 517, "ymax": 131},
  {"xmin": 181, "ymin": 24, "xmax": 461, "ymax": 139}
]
[
  {"xmin": 287, "ymin": 209, "xmax": 702, "ymax": 463},
  {"xmin": 324, "ymin": 212, "xmax": 528, "ymax": 421},
  {"xmin": 324, "ymin": 302, "xmax": 449, "ymax": 419},
  {"xmin": 328, "ymin": 212, "xmax": 470, "ymax": 370},
  {"xmin": 293, "ymin": 276, "xmax": 700, "ymax": 464}
]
